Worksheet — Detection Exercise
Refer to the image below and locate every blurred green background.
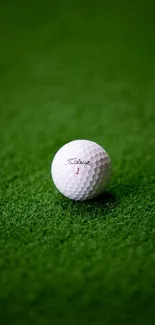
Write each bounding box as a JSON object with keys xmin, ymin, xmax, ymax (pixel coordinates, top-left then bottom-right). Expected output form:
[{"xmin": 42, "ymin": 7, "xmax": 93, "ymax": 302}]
[{"xmin": 0, "ymin": 1, "xmax": 155, "ymax": 324}]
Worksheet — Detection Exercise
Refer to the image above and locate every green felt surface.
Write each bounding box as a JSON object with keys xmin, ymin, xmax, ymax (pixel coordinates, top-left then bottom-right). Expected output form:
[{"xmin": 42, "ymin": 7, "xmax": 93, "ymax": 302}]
[{"xmin": 0, "ymin": 1, "xmax": 155, "ymax": 324}]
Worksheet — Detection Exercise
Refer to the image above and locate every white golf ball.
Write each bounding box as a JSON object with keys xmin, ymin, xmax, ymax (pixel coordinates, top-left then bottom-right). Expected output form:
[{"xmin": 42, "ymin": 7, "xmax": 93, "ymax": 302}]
[{"xmin": 51, "ymin": 139, "xmax": 112, "ymax": 201}]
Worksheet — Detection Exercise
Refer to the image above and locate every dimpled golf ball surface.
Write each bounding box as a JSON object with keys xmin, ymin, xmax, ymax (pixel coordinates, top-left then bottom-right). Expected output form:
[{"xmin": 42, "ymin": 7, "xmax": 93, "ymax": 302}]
[{"xmin": 51, "ymin": 140, "xmax": 111, "ymax": 201}]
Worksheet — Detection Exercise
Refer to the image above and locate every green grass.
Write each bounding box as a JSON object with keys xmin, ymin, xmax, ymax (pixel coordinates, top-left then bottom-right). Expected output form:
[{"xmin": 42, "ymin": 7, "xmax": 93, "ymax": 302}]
[{"xmin": 0, "ymin": 1, "xmax": 155, "ymax": 324}]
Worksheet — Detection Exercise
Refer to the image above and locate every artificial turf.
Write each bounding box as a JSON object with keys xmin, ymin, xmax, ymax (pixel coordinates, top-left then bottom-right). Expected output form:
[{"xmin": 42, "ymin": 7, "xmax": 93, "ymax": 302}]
[{"xmin": 0, "ymin": 1, "xmax": 155, "ymax": 324}]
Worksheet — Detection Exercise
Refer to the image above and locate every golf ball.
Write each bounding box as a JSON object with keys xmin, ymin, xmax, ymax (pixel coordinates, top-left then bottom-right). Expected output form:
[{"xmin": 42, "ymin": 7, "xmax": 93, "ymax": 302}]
[{"xmin": 51, "ymin": 139, "xmax": 111, "ymax": 201}]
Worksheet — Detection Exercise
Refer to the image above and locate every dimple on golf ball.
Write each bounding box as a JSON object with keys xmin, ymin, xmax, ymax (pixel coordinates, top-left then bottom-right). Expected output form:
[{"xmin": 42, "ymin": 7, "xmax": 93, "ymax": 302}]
[{"xmin": 51, "ymin": 139, "xmax": 112, "ymax": 201}]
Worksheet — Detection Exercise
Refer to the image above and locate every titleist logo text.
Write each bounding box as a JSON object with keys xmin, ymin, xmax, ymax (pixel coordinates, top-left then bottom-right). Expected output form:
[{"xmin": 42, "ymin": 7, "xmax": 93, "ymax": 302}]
[{"xmin": 66, "ymin": 158, "xmax": 91, "ymax": 165}]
